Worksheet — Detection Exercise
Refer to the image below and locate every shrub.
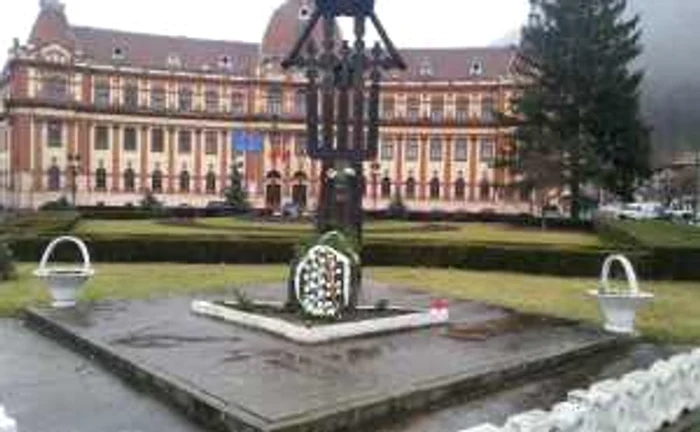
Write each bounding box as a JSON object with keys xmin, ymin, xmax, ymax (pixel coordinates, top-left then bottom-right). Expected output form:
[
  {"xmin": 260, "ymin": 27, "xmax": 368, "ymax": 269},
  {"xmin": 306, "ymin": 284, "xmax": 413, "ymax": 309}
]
[
  {"xmin": 386, "ymin": 193, "xmax": 408, "ymax": 219},
  {"xmin": 39, "ymin": 196, "xmax": 72, "ymax": 211},
  {"xmin": 140, "ymin": 190, "xmax": 163, "ymax": 211},
  {"xmin": 0, "ymin": 239, "xmax": 16, "ymax": 281}
]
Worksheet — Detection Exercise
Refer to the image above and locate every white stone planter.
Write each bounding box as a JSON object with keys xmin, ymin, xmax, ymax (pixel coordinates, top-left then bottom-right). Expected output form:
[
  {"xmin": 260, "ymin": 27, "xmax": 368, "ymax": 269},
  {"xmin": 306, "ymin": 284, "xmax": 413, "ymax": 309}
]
[
  {"xmin": 588, "ymin": 255, "xmax": 653, "ymax": 335},
  {"xmin": 33, "ymin": 236, "xmax": 94, "ymax": 309}
]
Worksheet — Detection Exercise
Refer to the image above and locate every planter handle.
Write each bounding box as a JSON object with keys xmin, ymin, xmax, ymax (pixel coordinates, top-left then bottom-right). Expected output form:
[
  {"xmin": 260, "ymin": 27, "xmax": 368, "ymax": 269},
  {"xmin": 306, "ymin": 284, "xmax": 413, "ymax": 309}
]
[
  {"xmin": 38, "ymin": 236, "xmax": 92, "ymax": 272},
  {"xmin": 600, "ymin": 254, "xmax": 639, "ymax": 295}
]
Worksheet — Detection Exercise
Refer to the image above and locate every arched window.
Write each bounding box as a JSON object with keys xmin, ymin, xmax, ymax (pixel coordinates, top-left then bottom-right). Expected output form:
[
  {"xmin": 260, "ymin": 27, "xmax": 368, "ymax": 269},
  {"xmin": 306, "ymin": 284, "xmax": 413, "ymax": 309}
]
[
  {"xmin": 430, "ymin": 177, "xmax": 441, "ymax": 200},
  {"xmin": 95, "ymin": 168, "xmax": 107, "ymax": 191},
  {"xmin": 206, "ymin": 171, "xmax": 217, "ymax": 194},
  {"xmin": 179, "ymin": 170, "xmax": 191, "ymax": 193},
  {"xmin": 151, "ymin": 170, "xmax": 163, "ymax": 193},
  {"xmin": 455, "ymin": 177, "xmax": 466, "ymax": 200},
  {"xmin": 381, "ymin": 177, "xmax": 392, "ymax": 198},
  {"xmin": 405, "ymin": 177, "xmax": 416, "ymax": 199},
  {"xmin": 47, "ymin": 166, "xmax": 61, "ymax": 191},
  {"xmin": 123, "ymin": 168, "xmax": 136, "ymax": 192}
]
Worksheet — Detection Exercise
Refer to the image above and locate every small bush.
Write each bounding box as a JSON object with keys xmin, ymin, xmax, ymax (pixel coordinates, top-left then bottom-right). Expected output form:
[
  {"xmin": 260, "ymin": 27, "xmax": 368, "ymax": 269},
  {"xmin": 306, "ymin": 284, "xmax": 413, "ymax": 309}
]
[
  {"xmin": 0, "ymin": 240, "xmax": 17, "ymax": 281},
  {"xmin": 39, "ymin": 196, "xmax": 72, "ymax": 211}
]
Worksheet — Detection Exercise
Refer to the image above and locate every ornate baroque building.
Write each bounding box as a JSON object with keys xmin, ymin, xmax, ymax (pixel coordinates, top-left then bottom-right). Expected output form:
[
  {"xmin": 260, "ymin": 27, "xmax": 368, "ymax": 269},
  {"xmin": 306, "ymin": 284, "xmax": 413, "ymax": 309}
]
[{"xmin": 0, "ymin": 0, "xmax": 528, "ymax": 213}]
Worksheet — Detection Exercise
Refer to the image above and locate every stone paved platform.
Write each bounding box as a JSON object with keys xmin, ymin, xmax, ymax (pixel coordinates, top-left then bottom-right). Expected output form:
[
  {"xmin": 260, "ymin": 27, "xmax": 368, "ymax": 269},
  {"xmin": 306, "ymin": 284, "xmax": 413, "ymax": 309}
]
[{"xmin": 24, "ymin": 281, "xmax": 623, "ymax": 432}]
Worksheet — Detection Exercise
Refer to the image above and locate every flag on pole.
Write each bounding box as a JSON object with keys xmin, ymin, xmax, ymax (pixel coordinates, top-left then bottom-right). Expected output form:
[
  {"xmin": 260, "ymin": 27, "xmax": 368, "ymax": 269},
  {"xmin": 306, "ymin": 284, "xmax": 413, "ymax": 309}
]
[{"xmin": 232, "ymin": 130, "xmax": 264, "ymax": 152}]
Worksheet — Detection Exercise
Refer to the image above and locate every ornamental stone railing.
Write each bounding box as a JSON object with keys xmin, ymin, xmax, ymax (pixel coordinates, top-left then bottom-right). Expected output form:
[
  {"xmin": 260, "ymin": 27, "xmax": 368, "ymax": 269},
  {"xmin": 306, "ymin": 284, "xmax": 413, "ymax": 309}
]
[{"xmin": 459, "ymin": 348, "xmax": 700, "ymax": 432}]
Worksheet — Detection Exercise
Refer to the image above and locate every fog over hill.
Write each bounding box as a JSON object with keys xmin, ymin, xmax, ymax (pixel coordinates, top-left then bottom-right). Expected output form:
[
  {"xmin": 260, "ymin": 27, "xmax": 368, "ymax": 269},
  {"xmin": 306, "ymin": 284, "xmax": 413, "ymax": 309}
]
[{"xmin": 492, "ymin": 0, "xmax": 700, "ymax": 161}]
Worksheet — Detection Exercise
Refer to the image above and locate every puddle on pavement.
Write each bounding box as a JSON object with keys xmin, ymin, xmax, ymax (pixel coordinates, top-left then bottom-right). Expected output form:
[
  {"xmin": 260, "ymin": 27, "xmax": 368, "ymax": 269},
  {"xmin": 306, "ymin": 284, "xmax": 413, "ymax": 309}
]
[
  {"xmin": 110, "ymin": 333, "xmax": 241, "ymax": 349},
  {"xmin": 260, "ymin": 349, "xmax": 344, "ymax": 379},
  {"xmin": 444, "ymin": 314, "xmax": 577, "ymax": 341}
]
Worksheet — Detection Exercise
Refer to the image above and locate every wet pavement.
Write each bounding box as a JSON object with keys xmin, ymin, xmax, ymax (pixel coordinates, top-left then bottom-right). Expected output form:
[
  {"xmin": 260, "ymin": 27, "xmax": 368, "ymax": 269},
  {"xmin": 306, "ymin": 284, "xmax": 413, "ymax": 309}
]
[
  {"xmin": 379, "ymin": 343, "xmax": 684, "ymax": 431},
  {"xmin": 0, "ymin": 318, "xmax": 204, "ymax": 432},
  {"xmin": 22, "ymin": 280, "xmax": 621, "ymax": 431}
]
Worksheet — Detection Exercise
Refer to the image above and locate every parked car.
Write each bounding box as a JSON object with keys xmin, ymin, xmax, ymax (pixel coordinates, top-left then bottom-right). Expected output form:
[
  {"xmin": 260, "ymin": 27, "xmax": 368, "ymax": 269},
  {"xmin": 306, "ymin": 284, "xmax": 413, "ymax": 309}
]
[{"xmin": 617, "ymin": 202, "xmax": 665, "ymax": 220}]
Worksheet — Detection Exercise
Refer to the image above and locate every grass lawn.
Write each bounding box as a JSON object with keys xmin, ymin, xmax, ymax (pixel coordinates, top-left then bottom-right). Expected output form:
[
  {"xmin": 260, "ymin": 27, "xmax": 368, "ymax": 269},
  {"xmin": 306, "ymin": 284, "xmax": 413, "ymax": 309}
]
[
  {"xmin": 1, "ymin": 263, "xmax": 699, "ymax": 344},
  {"xmin": 609, "ymin": 220, "xmax": 700, "ymax": 249},
  {"xmin": 74, "ymin": 218, "xmax": 602, "ymax": 248}
]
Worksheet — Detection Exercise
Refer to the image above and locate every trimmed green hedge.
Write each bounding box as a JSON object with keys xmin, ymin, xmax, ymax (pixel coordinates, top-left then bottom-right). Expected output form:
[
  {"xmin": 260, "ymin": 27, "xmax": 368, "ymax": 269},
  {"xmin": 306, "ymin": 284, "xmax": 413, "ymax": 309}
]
[{"xmin": 9, "ymin": 234, "xmax": 655, "ymax": 279}]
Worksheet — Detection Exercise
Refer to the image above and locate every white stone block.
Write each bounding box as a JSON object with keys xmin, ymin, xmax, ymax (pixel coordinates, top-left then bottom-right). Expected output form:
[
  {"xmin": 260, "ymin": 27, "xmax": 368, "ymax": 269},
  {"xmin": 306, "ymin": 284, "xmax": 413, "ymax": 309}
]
[
  {"xmin": 0, "ymin": 406, "xmax": 17, "ymax": 432},
  {"xmin": 458, "ymin": 424, "xmax": 501, "ymax": 432},
  {"xmin": 620, "ymin": 370, "xmax": 656, "ymax": 432},
  {"xmin": 568, "ymin": 386, "xmax": 619, "ymax": 432},
  {"xmin": 502, "ymin": 409, "xmax": 549, "ymax": 431},
  {"xmin": 548, "ymin": 401, "xmax": 589, "ymax": 432}
]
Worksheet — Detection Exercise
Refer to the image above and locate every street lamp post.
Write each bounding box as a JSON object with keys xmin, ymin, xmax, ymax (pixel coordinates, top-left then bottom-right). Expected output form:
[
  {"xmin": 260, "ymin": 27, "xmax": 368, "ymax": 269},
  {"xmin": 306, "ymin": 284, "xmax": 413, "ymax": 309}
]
[{"xmin": 67, "ymin": 153, "xmax": 81, "ymax": 207}]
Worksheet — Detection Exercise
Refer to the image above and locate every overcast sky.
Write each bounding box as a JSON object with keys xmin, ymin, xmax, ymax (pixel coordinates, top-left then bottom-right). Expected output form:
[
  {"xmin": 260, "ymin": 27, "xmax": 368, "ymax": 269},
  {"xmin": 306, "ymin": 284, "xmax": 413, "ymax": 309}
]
[{"xmin": 0, "ymin": 0, "xmax": 529, "ymax": 65}]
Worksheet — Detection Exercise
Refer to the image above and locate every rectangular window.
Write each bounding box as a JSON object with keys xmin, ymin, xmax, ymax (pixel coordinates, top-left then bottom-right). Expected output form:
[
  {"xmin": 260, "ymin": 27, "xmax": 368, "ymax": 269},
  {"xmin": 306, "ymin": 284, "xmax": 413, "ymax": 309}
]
[
  {"xmin": 430, "ymin": 137, "xmax": 443, "ymax": 162},
  {"xmin": 205, "ymin": 88, "xmax": 219, "ymax": 112},
  {"xmin": 407, "ymin": 97, "xmax": 420, "ymax": 121},
  {"xmin": 381, "ymin": 139, "xmax": 394, "ymax": 161},
  {"xmin": 94, "ymin": 126, "xmax": 110, "ymax": 150},
  {"xmin": 406, "ymin": 137, "xmax": 419, "ymax": 161},
  {"xmin": 481, "ymin": 96, "xmax": 495, "ymax": 122},
  {"xmin": 151, "ymin": 128, "xmax": 164, "ymax": 153},
  {"xmin": 151, "ymin": 85, "xmax": 166, "ymax": 111},
  {"xmin": 205, "ymin": 131, "xmax": 218, "ymax": 155},
  {"xmin": 179, "ymin": 87, "xmax": 193, "ymax": 112},
  {"xmin": 295, "ymin": 133, "xmax": 307, "ymax": 156},
  {"xmin": 178, "ymin": 130, "xmax": 192, "ymax": 154},
  {"xmin": 123, "ymin": 127, "xmax": 137, "ymax": 152},
  {"xmin": 42, "ymin": 74, "xmax": 68, "ymax": 101},
  {"xmin": 430, "ymin": 95, "xmax": 444, "ymax": 122},
  {"xmin": 295, "ymin": 90, "xmax": 306, "ymax": 115},
  {"xmin": 456, "ymin": 96, "xmax": 470, "ymax": 123},
  {"xmin": 480, "ymin": 138, "xmax": 495, "ymax": 163},
  {"xmin": 47, "ymin": 120, "xmax": 63, "ymax": 148},
  {"xmin": 382, "ymin": 96, "xmax": 395, "ymax": 119},
  {"xmin": 231, "ymin": 92, "xmax": 245, "ymax": 114},
  {"xmin": 267, "ymin": 87, "xmax": 282, "ymax": 115},
  {"xmin": 454, "ymin": 137, "xmax": 469, "ymax": 162},
  {"xmin": 124, "ymin": 81, "xmax": 139, "ymax": 109},
  {"xmin": 94, "ymin": 79, "xmax": 111, "ymax": 107}
]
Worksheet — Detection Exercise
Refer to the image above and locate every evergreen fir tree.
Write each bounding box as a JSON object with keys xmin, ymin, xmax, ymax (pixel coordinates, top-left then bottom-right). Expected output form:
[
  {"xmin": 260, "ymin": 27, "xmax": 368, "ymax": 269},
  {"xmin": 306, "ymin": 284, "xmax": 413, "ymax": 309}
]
[
  {"xmin": 515, "ymin": 0, "xmax": 650, "ymax": 218},
  {"xmin": 225, "ymin": 164, "xmax": 250, "ymax": 213}
]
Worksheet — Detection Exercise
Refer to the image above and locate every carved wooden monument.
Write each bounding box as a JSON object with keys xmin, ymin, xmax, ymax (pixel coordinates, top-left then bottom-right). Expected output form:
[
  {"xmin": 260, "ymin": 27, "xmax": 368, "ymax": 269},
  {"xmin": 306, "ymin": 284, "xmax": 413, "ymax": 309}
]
[{"xmin": 283, "ymin": 0, "xmax": 405, "ymax": 316}]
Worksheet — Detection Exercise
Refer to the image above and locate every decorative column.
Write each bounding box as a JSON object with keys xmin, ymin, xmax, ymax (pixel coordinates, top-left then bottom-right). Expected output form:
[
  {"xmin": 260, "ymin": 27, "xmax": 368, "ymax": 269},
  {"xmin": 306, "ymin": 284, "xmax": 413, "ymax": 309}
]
[
  {"xmin": 395, "ymin": 134, "xmax": 404, "ymax": 191},
  {"xmin": 140, "ymin": 126, "xmax": 151, "ymax": 192},
  {"xmin": 111, "ymin": 125, "xmax": 121, "ymax": 192},
  {"xmin": 167, "ymin": 127, "xmax": 175, "ymax": 193},
  {"xmin": 444, "ymin": 134, "xmax": 453, "ymax": 201},
  {"xmin": 194, "ymin": 129, "xmax": 203, "ymax": 193},
  {"xmin": 419, "ymin": 133, "xmax": 428, "ymax": 200},
  {"xmin": 32, "ymin": 117, "xmax": 43, "ymax": 191},
  {"xmin": 469, "ymin": 136, "xmax": 478, "ymax": 201},
  {"xmin": 78, "ymin": 120, "xmax": 91, "ymax": 192},
  {"xmin": 220, "ymin": 130, "xmax": 230, "ymax": 193}
]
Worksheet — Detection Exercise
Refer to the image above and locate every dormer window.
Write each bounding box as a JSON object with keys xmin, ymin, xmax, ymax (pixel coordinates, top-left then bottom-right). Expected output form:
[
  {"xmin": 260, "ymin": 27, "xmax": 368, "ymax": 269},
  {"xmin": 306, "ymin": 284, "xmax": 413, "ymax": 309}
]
[
  {"xmin": 219, "ymin": 55, "xmax": 232, "ymax": 70},
  {"xmin": 299, "ymin": 4, "xmax": 311, "ymax": 20},
  {"xmin": 470, "ymin": 59, "xmax": 484, "ymax": 76},
  {"xmin": 167, "ymin": 54, "xmax": 182, "ymax": 68},
  {"xmin": 419, "ymin": 59, "xmax": 433, "ymax": 77},
  {"xmin": 112, "ymin": 47, "xmax": 125, "ymax": 61}
]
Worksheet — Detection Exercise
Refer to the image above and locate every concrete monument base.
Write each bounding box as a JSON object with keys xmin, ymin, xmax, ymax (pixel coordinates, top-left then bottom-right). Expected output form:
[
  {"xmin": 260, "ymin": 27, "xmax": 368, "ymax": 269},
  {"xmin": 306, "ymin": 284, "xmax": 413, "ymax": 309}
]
[{"xmin": 23, "ymin": 281, "xmax": 625, "ymax": 432}]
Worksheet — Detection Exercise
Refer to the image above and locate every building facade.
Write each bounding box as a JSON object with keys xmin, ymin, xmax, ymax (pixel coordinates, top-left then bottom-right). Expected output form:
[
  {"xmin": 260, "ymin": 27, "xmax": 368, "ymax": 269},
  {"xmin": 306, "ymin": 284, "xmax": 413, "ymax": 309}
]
[{"xmin": 0, "ymin": 0, "xmax": 528, "ymax": 213}]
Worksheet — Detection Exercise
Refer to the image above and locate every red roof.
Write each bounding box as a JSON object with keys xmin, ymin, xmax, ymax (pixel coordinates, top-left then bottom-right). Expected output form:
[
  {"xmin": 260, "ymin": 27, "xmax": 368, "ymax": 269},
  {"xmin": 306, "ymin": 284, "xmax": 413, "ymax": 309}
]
[
  {"xmin": 25, "ymin": 0, "xmax": 517, "ymax": 80},
  {"xmin": 72, "ymin": 27, "xmax": 259, "ymax": 75}
]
